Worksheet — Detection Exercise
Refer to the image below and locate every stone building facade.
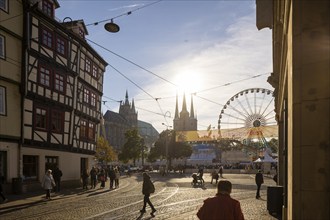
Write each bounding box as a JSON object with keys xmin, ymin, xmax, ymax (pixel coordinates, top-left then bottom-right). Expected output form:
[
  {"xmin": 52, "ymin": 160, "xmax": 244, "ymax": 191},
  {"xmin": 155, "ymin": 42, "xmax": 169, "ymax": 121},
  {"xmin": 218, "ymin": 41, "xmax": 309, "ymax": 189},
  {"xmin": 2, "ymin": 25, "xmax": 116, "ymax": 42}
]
[
  {"xmin": 103, "ymin": 91, "xmax": 158, "ymax": 153},
  {"xmin": 256, "ymin": 0, "xmax": 329, "ymax": 219},
  {"xmin": 103, "ymin": 91, "xmax": 137, "ymax": 151}
]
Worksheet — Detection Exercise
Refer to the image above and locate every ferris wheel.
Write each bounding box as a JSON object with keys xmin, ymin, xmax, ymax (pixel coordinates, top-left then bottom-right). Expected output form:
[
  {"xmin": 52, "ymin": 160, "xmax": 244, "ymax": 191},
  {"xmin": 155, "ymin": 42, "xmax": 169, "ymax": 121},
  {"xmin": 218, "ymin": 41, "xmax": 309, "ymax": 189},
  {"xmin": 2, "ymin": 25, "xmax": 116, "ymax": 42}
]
[{"xmin": 217, "ymin": 88, "xmax": 277, "ymax": 149}]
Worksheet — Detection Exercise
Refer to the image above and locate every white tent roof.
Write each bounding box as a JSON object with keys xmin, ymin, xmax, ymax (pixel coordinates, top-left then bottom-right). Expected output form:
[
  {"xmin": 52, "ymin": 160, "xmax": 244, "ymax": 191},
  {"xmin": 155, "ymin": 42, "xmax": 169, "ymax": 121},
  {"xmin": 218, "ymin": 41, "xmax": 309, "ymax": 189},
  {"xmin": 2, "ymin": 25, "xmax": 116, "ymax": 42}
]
[
  {"xmin": 254, "ymin": 158, "xmax": 263, "ymax": 163},
  {"xmin": 254, "ymin": 150, "xmax": 277, "ymax": 163}
]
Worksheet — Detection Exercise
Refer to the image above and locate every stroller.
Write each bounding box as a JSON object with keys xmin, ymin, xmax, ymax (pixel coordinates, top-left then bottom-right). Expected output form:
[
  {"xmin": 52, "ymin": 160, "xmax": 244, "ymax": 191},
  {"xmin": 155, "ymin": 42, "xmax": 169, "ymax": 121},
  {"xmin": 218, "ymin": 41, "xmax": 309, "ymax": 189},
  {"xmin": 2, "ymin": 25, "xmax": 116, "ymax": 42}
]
[{"xmin": 191, "ymin": 173, "xmax": 204, "ymax": 187}]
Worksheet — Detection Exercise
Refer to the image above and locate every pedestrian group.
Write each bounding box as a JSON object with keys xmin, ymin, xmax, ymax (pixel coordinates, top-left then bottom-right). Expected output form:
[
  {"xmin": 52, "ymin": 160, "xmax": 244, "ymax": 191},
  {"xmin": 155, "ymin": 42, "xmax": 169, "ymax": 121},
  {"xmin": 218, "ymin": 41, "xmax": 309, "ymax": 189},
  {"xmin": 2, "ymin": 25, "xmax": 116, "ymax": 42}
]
[{"xmin": 2, "ymin": 165, "xmax": 269, "ymax": 219}]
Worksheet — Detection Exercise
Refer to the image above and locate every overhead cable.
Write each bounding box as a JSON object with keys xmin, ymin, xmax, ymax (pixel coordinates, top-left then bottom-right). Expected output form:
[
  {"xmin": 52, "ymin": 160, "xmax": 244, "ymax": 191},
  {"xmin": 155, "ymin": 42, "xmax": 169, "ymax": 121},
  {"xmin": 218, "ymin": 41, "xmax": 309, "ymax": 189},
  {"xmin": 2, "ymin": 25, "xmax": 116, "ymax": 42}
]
[
  {"xmin": 136, "ymin": 106, "xmax": 171, "ymax": 118},
  {"xmin": 132, "ymin": 72, "xmax": 270, "ymax": 102},
  {"xmin": 86, "ymin": 38, "xmax": 178, "ymax": 87},
  {"xmin": 107, "ymin": 63, "xmax": 157, "ymax": 101},
  {"xmin": 195, "ymin": 72, "xmax": 271, "ymax": 94},
  {"xmin": 85, "ymin": 0, "xmax": 163, "ymax": 27}
]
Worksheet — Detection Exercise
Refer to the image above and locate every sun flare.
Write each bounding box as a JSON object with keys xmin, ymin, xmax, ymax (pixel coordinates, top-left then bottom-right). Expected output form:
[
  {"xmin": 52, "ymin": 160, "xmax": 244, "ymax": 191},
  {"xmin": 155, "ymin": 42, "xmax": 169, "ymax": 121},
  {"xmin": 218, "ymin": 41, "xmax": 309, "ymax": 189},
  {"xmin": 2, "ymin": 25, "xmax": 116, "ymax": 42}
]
[{"xmin": 173, "ymin": 70, "xmax": 204, "ymax": 94}]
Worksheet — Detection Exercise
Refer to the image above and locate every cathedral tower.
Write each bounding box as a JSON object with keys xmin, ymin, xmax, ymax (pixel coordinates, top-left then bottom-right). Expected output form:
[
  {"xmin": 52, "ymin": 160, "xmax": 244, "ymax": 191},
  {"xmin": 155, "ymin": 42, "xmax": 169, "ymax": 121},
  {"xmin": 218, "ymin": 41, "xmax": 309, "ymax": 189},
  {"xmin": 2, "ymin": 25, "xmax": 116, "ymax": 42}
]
[
  {"xmin": 173, "ymin": 93, "xmax": 197, "ymax": 131},
  {"xmin": 119, "ymin": 90, "xmax": 138, "ymax": 128}
]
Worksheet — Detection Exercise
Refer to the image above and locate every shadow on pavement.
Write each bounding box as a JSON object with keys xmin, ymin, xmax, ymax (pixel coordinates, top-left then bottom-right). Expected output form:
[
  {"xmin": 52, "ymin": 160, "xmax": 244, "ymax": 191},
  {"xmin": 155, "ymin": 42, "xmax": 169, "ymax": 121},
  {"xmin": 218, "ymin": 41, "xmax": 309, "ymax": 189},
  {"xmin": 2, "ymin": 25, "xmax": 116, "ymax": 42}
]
[{"xmin": 0, "ymin": 199, "xmax": 45, "ymax": 215}]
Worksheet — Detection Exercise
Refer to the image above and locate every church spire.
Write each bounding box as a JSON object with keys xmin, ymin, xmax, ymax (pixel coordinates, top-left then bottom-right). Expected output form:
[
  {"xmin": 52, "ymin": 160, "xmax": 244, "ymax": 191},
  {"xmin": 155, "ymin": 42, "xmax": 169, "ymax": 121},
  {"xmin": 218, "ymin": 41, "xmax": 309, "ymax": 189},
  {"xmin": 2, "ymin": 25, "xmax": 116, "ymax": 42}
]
[
  {"xmin": 180, "ymin": 93, "xmax": 189, "ymax": 118},
  {"xmin": 175, "ymin": 93, "xmax": 179, "ymax": 118},
  {"xmin": 190, "ymin": 94, "xmax": 195, "ymax": 118},
  {"xmin": 125, "ymin": 90, "xmax": 129, "ymax": 105},
  {"xmin": 182, "ymin": 92, "xmax": 188, "ymax": 112},
  {"xmin": 132, "ymin": 98, "xmax": 136, "ymax": 112}
]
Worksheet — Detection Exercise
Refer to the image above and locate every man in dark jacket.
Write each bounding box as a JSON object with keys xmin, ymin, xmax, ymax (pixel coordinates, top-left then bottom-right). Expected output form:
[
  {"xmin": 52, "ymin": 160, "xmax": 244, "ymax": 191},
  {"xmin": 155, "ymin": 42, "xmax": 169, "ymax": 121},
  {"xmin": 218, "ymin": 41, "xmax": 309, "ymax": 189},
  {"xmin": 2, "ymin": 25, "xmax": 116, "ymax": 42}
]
[
  {"xmin": 255, "ymin": 170, "xmax": 264, "ymax": 199},
  {"xmin": 0, "ymin": 172, "xmax": 8, "ymax": 203},
  {"xmin": 90, "ymin": 167, "xmax": 97, "ymax": 189},
  {"xmin": 52, "ymin": 166, "xmax": 62, "ymax": 192},
  {"xmin": 140, "ymin": 172, "xmax": 156, "ymax": 217},
  {"xmin": 108, "ymin": 166, "xmax": 116, "ymax": 189},
  {"xmin": 197, "ymin": 180, "xmax": 244, "ymax": 220}
]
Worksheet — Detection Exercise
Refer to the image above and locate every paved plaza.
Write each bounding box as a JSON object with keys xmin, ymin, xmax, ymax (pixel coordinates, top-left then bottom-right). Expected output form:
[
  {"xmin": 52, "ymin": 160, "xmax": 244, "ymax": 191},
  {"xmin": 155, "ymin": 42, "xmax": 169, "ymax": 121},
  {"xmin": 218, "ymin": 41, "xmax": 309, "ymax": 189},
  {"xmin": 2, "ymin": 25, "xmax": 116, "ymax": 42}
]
[{"xmin": 0, "ymin": 173, "xmax": 279, "ymax": 220}]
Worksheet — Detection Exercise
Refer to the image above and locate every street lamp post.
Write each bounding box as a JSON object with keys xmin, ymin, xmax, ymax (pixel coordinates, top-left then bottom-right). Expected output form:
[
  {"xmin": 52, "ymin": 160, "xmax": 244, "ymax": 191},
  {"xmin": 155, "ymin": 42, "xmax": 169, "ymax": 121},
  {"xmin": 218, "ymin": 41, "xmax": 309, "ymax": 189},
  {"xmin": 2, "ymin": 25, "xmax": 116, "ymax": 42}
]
[
  {"xmin": 140, "ymin": 137, "xmax": 145, "ymax": 167},
  {"xmin": 162, "ymin": 122, "xmax": 172, "ymax": 173},
  {"xmin": 138, "ymin": 126, "xmax": 152, "ymax": 168}
]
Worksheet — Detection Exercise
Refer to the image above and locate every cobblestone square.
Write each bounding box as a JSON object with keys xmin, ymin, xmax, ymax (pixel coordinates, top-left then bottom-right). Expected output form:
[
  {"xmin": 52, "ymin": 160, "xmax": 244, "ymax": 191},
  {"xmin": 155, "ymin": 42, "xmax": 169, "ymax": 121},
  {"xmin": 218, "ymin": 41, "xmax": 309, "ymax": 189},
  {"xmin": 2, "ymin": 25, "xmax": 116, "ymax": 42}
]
[{"xmin": 0, "ymin": 173, "xmax": 278, "ymax": 220}]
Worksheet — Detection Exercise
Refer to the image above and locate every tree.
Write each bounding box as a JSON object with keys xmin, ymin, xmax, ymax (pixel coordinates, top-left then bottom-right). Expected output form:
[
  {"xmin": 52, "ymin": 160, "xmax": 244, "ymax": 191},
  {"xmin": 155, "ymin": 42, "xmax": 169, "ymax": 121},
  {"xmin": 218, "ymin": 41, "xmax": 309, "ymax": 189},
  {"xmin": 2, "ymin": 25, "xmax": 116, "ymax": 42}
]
[
  {"xmin": 147, "ymin": 145, "xmax": 160, "ymax": 163},
  {"xmin": 267, "ymin": 138, "xmax": 279, "ymax": 153},
  {"xmin": 95, "ymin": 136, "xmax": 117, "ymax": 164},
  {"xmin": 150, "ymin": 130, "xmax": 192, "ymax": 168},
  {"xmin": 118, "ymin": 129, "xmax": 144, "ymax": 166}
]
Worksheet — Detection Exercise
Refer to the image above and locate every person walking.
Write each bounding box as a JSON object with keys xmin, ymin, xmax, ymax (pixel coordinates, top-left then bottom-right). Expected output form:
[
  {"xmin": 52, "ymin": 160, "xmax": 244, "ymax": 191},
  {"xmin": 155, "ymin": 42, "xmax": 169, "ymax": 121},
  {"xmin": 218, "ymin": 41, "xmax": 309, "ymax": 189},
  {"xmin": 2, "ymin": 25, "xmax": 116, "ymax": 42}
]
[
  {"xmin": 108, "ymin": 166, "xmax": 116, "ymax": 190},
  {"xmin": 114, "ymin": 167, "xmax": 120, "ymax": 188},
  {"xmin": 0, "ymin": 172, "xmax": 8, "ymax": 203},
  {"xmin": 197, "ymin": 180, "xmax": 244, "ymax": 220},
  {"xmin": 140, "ymin": 172, "xmax": 156, "ymax": 217},
  {"xmin": 273, "ymin": 173, "xmax": 278, "ymax": 184},
  {"xmin": 219, "ymin": 165, "xmax": 224, "ymax": 178},
  {"xmin": 41, "ymin": 169, "xmax": 56, "ymax": 200},
  {"xmin": 255, "ymin": 170, "xmax": 264, "ymax": 199},
  {"xmin": 99, "ymin": 168, "xmax": 106, "ymax": 188},
  {"xmin": 81, "ymin": 169, "xmax": 89, "ymax": 190},
  {"xmin": 90, "ymin": 167, "xmax": 97, "ymax": 189},
  {"xmin": 198, "ymin": 166, "xmax": 205, "ymax": 183},
  {"xmin": 52, "ymin": 166, "xmax": 62, "ymax": 193},
  {"xmin": 211, "ymin": 169, "xmax": 219, "ymax": 184}
]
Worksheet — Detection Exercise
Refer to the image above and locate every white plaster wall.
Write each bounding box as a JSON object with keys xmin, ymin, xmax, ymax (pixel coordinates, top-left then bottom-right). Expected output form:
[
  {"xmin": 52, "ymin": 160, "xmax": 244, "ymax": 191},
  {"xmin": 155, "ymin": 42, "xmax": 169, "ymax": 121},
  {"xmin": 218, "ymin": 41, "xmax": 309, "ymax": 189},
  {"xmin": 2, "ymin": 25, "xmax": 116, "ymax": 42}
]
[{"xmin": 21, "ymin": 147, "xmax": 95, "ymax": 182}]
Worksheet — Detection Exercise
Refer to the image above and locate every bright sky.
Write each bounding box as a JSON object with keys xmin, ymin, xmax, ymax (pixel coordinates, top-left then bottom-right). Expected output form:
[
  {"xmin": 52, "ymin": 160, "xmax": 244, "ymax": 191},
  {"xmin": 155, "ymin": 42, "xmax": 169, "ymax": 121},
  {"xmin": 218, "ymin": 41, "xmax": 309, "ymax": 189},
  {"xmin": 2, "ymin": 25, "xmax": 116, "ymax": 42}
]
[{"xmin": 56, "ymin": 0, "xmax": 273, "ymax": 133}]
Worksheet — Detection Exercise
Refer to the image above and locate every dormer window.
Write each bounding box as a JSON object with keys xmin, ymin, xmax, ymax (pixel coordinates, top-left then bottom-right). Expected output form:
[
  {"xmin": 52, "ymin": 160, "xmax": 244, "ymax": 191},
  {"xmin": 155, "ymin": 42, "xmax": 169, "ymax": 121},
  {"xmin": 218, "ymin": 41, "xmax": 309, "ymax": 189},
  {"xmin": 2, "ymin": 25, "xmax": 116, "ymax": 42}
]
[
  {"xmin": 79, "ymin": 28, "xmax": 85, "ymax": 39},
  {"xmin": 42, "ymin": 0, "xmax": 54, "ymax": 18}
]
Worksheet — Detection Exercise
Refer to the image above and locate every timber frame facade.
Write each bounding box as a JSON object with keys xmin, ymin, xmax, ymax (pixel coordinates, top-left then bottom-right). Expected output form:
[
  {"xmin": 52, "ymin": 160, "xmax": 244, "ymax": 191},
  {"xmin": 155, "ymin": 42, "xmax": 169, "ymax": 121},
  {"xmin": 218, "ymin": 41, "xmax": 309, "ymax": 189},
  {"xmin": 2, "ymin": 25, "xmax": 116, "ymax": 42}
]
[{"xmin": 0, "ymin": 0, "xmax": 107, "ymax": 191}]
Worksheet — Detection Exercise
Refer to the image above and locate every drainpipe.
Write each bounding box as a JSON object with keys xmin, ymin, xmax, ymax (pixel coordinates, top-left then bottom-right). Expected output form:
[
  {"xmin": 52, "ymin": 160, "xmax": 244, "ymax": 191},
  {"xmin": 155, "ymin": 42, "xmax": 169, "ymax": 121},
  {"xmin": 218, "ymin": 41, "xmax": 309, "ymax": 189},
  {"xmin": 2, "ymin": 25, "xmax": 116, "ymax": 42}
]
[{"xmin": 19, "ymin": 1, "xmax": 35, "ymax": 179}]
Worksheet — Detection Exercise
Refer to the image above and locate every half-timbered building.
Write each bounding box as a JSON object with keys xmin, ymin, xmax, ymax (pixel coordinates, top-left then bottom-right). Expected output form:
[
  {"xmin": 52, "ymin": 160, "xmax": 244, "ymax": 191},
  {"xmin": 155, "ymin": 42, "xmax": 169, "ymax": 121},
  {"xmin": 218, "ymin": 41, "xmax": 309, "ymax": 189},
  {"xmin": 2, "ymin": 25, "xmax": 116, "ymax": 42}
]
[{"xmin": 1, "ymin": 0, "xmax": 107, "ymax": 191}]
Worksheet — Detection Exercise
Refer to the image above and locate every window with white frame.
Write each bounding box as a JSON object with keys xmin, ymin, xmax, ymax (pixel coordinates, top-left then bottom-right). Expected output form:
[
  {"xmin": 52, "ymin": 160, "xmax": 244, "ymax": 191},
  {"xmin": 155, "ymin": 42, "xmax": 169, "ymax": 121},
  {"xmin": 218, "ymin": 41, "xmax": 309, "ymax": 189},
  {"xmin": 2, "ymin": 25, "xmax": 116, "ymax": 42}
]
[
  {"xmin": 85, "ymin": 58, "xmax": 91, "ymax": 73},
  {"xmin": 92, "ymin": 65, "xmax": 98, "ymax": 78},
  {"xmin": 0, "ymin": 35, "xmax": 5, "ymax": 59},
  {"xmin": 54, "ymin": 72, "xmax": 65, "ymax": 93},
  {"xmin": 80, "ymin": 119, "xmax": 96, "ymax": 141},
  {"xmin": 35, "ymin": 107, "xmax": 48, "ymax": 130},
  {"xmin": 0, "ymin": 0, "xmax": 8, "ymax": 12},
  {"xmin": 91, "ymin": 92, "xmax": 96, "ymax": 107},
  {"xmin": 37, "ymin": 63, "xmax": 67, "ymax": 93},
  {"xmin": 83, "ymin": 88, "xmax": 90, "ymax": 103},
  {"xmin": 82, "ymin": 87, "xmax": 98, "ymax": 108},
  {"xmin": 80, "ymin": 120, "xmax": 87, "ymax": 138},
  {"xmin": 34, "ymin": 105, "xmax": 64, "ymax": 132},
  {"xmin": 0, "ymin": 86, "xmax": 6, "ymax": 115},
  {"xmin": 39, "ymin": 66, "xmax": 51, "ymax": 87},
  {"xmin": 88, "ymin": 122, "xmax": 95, "ymax": 140}
]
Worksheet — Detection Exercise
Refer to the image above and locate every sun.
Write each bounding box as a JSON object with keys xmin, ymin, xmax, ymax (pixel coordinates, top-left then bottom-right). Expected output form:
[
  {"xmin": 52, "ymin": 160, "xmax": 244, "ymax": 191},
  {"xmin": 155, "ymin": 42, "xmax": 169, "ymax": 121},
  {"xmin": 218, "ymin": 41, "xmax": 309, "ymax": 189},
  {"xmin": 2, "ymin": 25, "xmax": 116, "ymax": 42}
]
[{"xmin": 173, "ymin": 70, "xmax": 204, "ymax": 94}]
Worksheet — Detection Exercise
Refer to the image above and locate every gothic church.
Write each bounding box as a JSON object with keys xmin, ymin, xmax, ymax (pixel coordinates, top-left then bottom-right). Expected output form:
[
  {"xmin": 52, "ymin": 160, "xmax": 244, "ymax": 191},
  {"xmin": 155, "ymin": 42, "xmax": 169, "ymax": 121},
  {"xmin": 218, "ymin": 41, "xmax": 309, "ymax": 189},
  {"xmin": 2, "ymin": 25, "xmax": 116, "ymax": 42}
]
[{"xmin": 173, "ymin": 94, "xmax": 197, "ymax": 131}]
